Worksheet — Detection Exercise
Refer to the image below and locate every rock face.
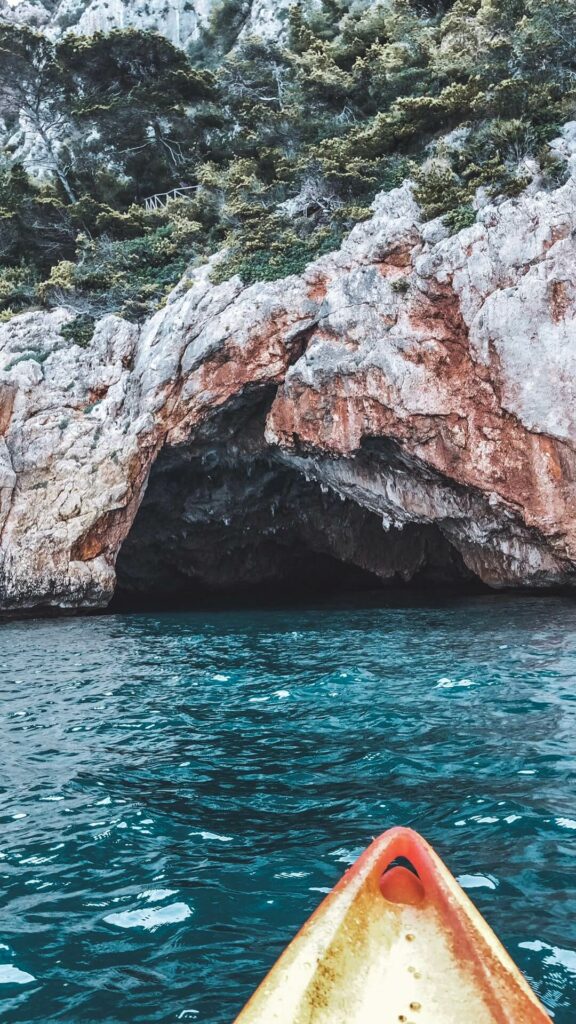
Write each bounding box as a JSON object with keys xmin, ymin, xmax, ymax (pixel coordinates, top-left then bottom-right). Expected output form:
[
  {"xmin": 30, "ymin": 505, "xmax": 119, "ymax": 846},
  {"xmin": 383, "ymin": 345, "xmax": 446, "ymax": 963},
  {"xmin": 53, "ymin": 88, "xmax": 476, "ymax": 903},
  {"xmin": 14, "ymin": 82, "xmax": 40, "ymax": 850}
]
[
  {"xmin": 3, "ymin": 126, "xmax": 576, "ymax": 612},
  {"xmin": 0, "ymin": 0, "xmax": 296, "ymax": 49}
]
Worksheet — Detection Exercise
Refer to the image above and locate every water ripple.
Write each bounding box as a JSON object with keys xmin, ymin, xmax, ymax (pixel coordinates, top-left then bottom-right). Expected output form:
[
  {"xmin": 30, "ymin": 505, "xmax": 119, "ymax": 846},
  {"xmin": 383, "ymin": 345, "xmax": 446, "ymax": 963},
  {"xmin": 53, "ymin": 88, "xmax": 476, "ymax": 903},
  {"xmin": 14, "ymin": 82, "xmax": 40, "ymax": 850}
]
[{"xmin": 0, "ymin": 595, "xmax": 575, "ymax": 1021}]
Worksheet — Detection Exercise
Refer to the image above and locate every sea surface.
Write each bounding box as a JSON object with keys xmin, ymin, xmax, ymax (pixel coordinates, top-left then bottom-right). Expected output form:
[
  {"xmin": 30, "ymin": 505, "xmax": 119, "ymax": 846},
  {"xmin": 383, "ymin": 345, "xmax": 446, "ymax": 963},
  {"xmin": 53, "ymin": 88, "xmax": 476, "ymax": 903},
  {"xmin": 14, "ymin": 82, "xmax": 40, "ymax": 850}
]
[{"xmin": 0, "ymin": 595, "xmax": 575, "ymax": 1023}]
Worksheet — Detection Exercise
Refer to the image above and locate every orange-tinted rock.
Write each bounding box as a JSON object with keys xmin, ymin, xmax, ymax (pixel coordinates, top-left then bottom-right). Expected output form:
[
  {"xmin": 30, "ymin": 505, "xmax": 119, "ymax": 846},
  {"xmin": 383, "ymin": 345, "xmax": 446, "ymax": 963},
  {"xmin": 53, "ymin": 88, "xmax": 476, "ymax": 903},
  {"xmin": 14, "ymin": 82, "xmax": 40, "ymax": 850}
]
[{"xmin": 3, "ymin": 139, "xmax": 576, "ymax": 611}]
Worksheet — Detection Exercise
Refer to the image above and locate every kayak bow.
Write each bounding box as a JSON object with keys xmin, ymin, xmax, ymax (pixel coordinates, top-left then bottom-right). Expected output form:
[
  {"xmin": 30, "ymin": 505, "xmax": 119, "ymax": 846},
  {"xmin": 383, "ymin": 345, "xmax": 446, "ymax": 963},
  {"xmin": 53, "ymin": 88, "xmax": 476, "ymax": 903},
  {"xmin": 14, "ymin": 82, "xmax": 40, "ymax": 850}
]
[{"xmin": 235, "ymin": 827, "xmax": 551, "ymax": 1023}]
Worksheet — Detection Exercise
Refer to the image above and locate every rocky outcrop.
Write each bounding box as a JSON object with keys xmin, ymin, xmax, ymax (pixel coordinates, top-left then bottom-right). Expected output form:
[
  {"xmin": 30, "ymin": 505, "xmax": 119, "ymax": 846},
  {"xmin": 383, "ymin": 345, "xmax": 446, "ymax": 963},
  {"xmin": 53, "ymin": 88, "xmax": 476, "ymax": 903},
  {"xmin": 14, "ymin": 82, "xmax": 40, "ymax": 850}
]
[{"xmin": 2, "ymin": 125, "xmax": 576, "ymax": 612}]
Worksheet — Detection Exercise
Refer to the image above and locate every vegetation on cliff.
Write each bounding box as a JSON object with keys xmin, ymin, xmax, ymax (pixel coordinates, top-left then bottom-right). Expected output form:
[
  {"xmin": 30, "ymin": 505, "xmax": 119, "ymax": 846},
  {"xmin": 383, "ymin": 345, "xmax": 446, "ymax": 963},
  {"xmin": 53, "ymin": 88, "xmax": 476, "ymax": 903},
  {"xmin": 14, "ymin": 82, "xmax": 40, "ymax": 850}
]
[{"xmin": 0, "ymin": 0, "xmax": 574, "ymax": 320}]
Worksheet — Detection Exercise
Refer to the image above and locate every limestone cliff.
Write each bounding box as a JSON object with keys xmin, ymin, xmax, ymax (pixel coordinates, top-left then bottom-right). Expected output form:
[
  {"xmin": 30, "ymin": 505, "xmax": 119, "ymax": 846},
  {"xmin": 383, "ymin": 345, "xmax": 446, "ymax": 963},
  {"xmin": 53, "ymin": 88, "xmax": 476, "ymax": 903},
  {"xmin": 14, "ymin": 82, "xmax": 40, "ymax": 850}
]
[
  {"xmin": 2, "ymin": 125, "xmax": 576, "ymax": 612},
  {"xmin": 0, "ymin": 0, "xmax": 295, "ymax": 49}
]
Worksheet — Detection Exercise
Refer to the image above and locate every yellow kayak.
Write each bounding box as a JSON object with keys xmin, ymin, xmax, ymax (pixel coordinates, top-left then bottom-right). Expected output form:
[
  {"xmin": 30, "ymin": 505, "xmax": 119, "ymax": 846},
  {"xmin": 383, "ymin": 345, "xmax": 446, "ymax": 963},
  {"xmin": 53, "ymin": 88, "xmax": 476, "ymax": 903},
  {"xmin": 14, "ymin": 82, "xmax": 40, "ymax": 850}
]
[{"xmin": 235, "ymin": 827, "xmax": 551, "ymax": 1024}]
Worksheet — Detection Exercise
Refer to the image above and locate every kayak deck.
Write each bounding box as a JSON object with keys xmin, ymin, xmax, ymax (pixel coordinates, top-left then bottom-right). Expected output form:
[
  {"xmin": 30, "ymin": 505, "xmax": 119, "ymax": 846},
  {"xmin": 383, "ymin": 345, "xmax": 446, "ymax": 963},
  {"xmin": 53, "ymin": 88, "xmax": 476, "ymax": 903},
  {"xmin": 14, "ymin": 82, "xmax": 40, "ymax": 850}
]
[{"xmin": 234, "ymin": 827, "xmax": 551, "ymax": 1024}]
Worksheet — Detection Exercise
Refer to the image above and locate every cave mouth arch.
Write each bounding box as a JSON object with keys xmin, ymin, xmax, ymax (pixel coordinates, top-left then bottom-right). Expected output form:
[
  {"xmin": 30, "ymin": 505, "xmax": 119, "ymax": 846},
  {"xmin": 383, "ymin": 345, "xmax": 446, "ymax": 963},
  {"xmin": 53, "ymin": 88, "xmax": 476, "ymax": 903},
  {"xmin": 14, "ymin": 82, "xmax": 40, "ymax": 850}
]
[{"xmin": 110, "ymin": 396, "xmax": 484, "ymax": 612}]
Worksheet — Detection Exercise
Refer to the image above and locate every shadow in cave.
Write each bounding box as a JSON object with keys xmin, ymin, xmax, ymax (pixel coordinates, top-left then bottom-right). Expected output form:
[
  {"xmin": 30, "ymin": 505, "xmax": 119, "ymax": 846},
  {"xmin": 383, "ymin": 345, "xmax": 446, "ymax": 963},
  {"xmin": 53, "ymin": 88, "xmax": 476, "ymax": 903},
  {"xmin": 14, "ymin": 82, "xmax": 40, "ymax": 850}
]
[{"xmin": 110, "ymin": 394, "xmax": 488, "ymax": 613}]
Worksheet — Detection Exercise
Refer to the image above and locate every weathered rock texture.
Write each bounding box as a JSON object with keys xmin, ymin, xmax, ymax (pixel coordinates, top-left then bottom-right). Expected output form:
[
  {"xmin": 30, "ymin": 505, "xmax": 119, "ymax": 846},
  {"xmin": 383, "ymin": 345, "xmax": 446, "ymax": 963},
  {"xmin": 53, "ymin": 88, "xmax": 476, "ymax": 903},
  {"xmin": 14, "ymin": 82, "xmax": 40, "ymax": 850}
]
[
  {"xmin": 0, "ymin": 0, "xmax": 297, "ymax": 49},
  {"xmin": 3, "ymin": 126, "xmax": 576, "ymax": 612}
]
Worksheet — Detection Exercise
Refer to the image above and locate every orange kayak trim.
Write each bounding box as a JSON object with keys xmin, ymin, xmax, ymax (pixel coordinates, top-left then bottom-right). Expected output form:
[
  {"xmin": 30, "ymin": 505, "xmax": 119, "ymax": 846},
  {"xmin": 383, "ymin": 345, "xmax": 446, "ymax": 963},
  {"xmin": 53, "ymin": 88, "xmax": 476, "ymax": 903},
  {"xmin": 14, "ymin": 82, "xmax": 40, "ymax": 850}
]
[{"xmin": 234, "ymin": 826, "xmax": 552, "ymax": 1024}]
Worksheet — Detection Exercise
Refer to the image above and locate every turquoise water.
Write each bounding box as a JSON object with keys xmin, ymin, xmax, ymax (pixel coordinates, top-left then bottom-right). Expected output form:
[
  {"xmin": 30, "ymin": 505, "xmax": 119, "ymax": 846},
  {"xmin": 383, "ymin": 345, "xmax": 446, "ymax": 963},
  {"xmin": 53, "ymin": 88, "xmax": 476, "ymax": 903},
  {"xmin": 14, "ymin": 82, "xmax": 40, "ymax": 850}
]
[{"xmin": 0, "ymin": 596, "xmax": 575, "ymax": 1022}]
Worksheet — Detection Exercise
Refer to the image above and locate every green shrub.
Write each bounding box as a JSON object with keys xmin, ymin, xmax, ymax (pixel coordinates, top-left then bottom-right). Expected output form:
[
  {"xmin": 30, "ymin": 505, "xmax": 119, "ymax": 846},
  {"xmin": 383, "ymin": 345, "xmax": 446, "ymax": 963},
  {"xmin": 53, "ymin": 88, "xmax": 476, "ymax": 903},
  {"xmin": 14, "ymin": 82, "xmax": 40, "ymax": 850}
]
[
  {"xmin": 391, "ymin": 276, "xmax": 410, "ymax": 294},
  {"xmin": 443, "ymin": 203, "xmax": 476, "ymax": 233},
  {"xmin": 212, "ymin": 224, "xmax": 345, "ymax": 285},
  {"xmin": 413, "ymin": 163, "xmax": 470, "ymax": 220},
  {"xmin": 0, "ymin": 264, "xmax": 38, "ymax": 313},
  {"xmin": 1, "ymin": 1, "xmax": 574, "ymax": 327},
  {"xmin": 60, "ymin": 315, "xmax": 96, "ymax": 348},
  {"xmin": 37, "ymin": 228, "xmax": 195, "ymax": 318}
]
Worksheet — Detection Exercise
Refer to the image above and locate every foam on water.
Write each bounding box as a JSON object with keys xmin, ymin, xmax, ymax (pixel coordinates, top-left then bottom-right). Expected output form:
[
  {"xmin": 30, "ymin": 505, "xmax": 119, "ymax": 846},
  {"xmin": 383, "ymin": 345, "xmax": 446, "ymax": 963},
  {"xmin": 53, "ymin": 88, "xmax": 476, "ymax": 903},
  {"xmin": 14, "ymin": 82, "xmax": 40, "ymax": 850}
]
[
  {"xmin": 104, "ymin": 903, "xmax": 193, "ymax": 930},
  {"xmin": 520, "ymin": 942, "xmax": 576, "ymax": 975},
  {"xmin": 457, "ymin": 874, "xmax": 498, "ymax": 891},
  {"xmin": 0, "ymin": 966, "xmax": 36, "ymax": 986},
  {"xmin": 436, "ymin": 677, "xmax": 476, "ymax": 689},
  {"xmin": 139, "ymin": 889, "xmax": 178, "ymax": 902},
  {"xmin": 190, "ymin": 830, "xmax": 233, "ymax": 842}
]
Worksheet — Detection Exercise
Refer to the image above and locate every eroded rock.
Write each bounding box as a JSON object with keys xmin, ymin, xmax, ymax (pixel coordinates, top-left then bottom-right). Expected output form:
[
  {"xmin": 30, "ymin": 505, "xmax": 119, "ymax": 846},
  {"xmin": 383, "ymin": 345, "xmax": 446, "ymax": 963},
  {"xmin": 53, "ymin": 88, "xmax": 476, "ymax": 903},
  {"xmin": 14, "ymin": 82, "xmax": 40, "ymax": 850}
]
[{"xmin": 3, "ymin": 131, "xmax": 576, "ymax": 612}]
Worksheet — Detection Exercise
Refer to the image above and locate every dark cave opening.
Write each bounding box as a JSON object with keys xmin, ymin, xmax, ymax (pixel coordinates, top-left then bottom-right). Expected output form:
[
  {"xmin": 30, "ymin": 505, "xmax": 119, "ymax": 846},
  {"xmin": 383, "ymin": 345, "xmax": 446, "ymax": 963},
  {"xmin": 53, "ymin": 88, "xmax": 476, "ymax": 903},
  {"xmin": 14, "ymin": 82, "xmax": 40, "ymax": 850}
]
[{"xmin": 111, "ymin": 397, "xmax": 486, "ymax": 612}]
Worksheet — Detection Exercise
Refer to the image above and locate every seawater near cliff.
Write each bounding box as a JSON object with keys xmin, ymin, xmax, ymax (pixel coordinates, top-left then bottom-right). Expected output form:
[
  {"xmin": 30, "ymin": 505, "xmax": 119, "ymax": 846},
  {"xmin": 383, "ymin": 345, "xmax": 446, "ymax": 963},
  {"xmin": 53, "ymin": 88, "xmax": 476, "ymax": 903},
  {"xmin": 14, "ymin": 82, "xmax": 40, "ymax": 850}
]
[{"xmin": 0, "ymin": 596, "xmax": 574, "ymax": 1021}]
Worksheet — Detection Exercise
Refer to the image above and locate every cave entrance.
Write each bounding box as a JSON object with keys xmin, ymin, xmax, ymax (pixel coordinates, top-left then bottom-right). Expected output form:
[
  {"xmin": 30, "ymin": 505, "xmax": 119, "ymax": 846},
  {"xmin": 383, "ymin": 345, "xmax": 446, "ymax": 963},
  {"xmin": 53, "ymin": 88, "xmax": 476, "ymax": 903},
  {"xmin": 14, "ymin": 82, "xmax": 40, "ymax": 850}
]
[
  {"xmin": 112, "ymin": 445, "xmax": 386, "ymax": 611},
  {"xmin": 111, "ymin": 397, "xmax": 481, "ymax": 612}
]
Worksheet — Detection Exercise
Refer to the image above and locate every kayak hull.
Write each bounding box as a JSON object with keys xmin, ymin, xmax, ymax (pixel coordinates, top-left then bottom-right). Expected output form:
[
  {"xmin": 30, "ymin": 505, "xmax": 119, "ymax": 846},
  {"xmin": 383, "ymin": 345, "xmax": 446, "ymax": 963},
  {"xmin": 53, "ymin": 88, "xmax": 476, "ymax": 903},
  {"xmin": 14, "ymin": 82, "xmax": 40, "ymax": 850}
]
[{"xmin": 234, "ymin": 827, "xmax": 551, "ymax": 1024}]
